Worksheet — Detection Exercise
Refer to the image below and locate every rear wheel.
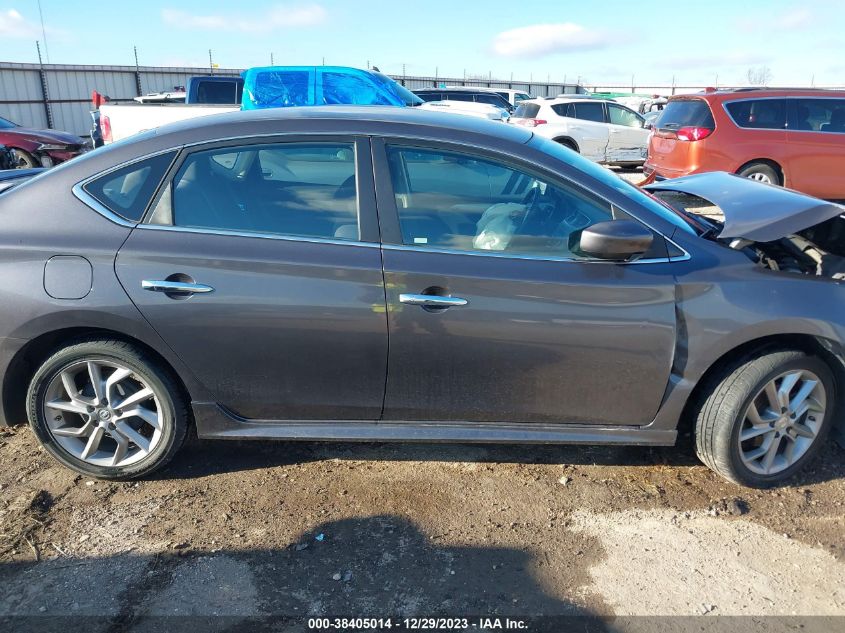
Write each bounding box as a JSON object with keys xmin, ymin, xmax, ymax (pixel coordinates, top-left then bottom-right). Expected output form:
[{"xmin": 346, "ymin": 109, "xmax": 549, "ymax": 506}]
[
  {"xmin": 695, "ymin": 350, "xmax": 834, "ymax": 487},
  {"xmin": 27, "ymin": 338, "xmax": 189, "ymax": 479},
  {"xmin": 738, "ymin": 162, "xmax": 781, "ymax": 186},
  {"xmin": 556, "ymin": 139, "xmax": 579, "ymax": 153}
]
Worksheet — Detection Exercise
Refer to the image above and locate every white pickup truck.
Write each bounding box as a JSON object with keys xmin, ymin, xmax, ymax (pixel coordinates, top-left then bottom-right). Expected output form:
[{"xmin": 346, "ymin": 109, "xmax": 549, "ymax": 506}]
[
  {"xmin": 98, "ymin": 66, "xmax": 512, "ymax": 144},
  {"xmin": 98, "ymin": 103, "xmax": 238, "ymax": 144}
]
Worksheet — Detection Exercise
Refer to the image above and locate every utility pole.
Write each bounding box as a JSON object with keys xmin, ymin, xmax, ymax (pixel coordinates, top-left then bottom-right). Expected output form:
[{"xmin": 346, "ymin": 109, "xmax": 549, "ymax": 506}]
[
  {"xmin": 133, "ymin": 46, "xmax": 142, "ymax": 97},
  {"xmin": 209, "ymin": 49, "xmax": 214, "ymax": 74},
  {"xmin": 35, "ymin": 41, "xmax": 53, "ymax": 129}
]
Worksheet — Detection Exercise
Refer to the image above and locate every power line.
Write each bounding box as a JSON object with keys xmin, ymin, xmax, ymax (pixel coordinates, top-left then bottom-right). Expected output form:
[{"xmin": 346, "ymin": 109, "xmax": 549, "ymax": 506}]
[{"xmin": 37, "ymin": 0, "xmax": 49, "ymax": 63}]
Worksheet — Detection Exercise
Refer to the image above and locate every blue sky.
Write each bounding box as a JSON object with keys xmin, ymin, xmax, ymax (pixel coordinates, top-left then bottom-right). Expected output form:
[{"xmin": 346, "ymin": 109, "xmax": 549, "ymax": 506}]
[{"xmin": 0, "ymin": 0, "xmax": 842, "ymax": 87}]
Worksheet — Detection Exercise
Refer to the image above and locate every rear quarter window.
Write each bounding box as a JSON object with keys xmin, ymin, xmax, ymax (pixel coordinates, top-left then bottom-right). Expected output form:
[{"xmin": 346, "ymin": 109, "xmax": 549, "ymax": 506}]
[
  {"xmin": 83, "ymin": 151, "xmax": 176, "ymax": 222},
  {"xmin": 658, "ymin": 99, "xmax": 715, "ymax": 129},
  {"xmin": 724, "ymin": 99, "xmax": 787, "ymax": 129}
]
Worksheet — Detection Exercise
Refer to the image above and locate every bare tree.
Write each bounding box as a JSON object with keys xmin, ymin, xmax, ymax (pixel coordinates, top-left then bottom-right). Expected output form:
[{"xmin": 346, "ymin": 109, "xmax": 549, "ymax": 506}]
[{"xmin": 746, "ymin": 66, "xmax": 773, "ymax": 86}]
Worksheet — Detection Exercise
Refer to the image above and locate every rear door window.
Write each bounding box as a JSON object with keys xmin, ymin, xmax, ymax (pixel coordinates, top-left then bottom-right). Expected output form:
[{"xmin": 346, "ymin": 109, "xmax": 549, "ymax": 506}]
[
  {"xmin": 573, "ymin": 102, "xmax": 605, "ymax": 123},
  {"xmin": 83, "ymin": 151, "xmax": 177, "ymax": 222},
  {"xmin": 444, "ymin": 92, "xmax": 474, "ymax": 102},
  {"xmin": 788, "ymin": 98, "xmax": 845, "ymax": 132},
  {"xmin": 551, "ymin": 103, "xmax": 576, "ymax": 118},
  {"xmin": 475, "ymin": 93, "xmax": 509, "ymax": 108},
  {"xmin": 725, "ymin": 99, "xmax": 787, "ymax": 129},
  {"xmin": 658, "ymin": 99, "xmax": 715, "ymax": 129},
  {"xmin": 154, "ymin": 143, "xmax": 358, "ymax": 240}
]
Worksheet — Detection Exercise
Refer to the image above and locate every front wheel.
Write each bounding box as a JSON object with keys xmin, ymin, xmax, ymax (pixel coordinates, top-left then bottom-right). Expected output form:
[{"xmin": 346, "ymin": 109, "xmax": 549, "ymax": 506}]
[
  {"xmin": 27, "ymin": 338, "xmax": 189, "ymax": 479},
  {"xmin": 12, "ymin": 149, "xmax": 39, "ymax": 169},
  {"xmin": 695, "ymin": 350, "xmax": 835, "ymax": 487}
]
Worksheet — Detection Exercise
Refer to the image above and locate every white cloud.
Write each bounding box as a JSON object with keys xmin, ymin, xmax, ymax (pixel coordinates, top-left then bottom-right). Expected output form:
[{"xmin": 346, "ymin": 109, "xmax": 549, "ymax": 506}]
[
  {"xmin": 492, "ymin": 23, "xmax": 610, "ymax": 58},
  {"xmin": 660, "ymin": 51, "xmax": 771, "ymax": 70},
  {"xmin": 738, "ymin": 8, "xmax": 813, "ymax": 32},
  {"xmin": 776, "ymin": 8, "xmax": 813, "ymax": 29},
  {"xmin": 161, "ymin": 3, "xmax": 327, "ymax": 33},
  {"xmin": 0, "ymin": 8, "xmax": 41, "ymax": 38}
]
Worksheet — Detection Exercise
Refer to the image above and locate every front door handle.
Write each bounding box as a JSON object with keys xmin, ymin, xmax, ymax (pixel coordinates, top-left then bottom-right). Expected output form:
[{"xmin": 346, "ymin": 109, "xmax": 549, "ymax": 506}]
[
  {"xmin": 399, "ymin": 293, "xmax": 468, "ymax": 308},
  {"xmin": 142, "ymin": 279, "xmax": 214, "ymax": 294}
]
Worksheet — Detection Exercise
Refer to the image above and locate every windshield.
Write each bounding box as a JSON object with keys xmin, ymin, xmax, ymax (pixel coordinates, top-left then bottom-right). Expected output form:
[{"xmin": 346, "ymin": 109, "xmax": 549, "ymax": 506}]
[
  {"xmin": 528, "ymin": 135, "xmax": 697, "ymax": 235},
  {"xmin": 373, "ymin": 72, "xmax": 424, "ymax": 106},
  {"xmin": 0, "ymin": 117, "xmax": 18, "ymax": 129}
]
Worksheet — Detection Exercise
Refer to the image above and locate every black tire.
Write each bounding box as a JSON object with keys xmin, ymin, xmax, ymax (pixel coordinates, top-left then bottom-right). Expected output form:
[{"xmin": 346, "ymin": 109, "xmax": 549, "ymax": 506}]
[
  {"xmin": 695, "ymin": 350, "xmax": 835, "ymax": 487},
  {"xmin": 26, "ymin": 338, "xmax": 189, "ymax": 479},
  {"xmin": 556, "ymin": 139, "xmax": 579, "ymax": 153},
  {"xmin": 12, "ymin": 149, "xmax": 39, "ymax": 169},
  {"xmin": 738, "ymin": 162, "xmax": 781, "ymax": 186}
]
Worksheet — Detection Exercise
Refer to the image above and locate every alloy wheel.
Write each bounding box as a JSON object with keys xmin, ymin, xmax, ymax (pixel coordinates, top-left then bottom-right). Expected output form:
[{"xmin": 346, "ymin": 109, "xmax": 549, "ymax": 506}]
[
  {"xmin": 41, "ymin": 359, "xmax": 164, "ymax": 468},
  {"xmin": 746, "ymin": 172, "xmax": 773, "ymax": 184},
  {"xmin": 738, "ymin": 369, "xmax": 826, "ymax": 476}
]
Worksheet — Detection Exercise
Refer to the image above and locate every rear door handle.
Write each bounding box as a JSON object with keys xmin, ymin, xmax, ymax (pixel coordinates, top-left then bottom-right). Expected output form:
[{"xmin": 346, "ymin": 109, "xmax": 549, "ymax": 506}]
[
  {"xmin": 399, "ymin": 293, "xmax": 468, "ymax": 308},
  {"xmin": 141, "ymin": 280, "xmax": 214, "ymax": 294}
]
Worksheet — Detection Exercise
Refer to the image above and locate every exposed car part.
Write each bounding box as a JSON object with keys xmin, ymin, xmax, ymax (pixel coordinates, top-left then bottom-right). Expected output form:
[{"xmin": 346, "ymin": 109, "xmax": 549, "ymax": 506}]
[{"xmin": 646, "ymin": 171, "xmax": 845, "ymax": 280}]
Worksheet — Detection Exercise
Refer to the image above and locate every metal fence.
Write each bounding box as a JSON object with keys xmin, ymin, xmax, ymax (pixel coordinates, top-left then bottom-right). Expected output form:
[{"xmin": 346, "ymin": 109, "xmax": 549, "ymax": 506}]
[
  {"xmin": 2, "ymin": 61, "xmax": 833, "ymax": 137},
  {"xmin": 0, "ymin": 61, "xmax": 597, "ymax": 136}
]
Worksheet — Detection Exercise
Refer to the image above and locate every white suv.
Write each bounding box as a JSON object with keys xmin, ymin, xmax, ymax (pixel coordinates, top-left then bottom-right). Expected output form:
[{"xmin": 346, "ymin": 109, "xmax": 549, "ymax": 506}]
[{"xmin": 511, "ymin": 97, "xmax": 650, "ymax": 166}]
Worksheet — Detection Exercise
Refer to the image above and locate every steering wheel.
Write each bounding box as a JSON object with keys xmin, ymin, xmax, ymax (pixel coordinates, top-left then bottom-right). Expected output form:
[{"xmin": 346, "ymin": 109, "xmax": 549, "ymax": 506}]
[{"xmin": 516, "ymin": 186, "xmax": 543, "ymax": 235}]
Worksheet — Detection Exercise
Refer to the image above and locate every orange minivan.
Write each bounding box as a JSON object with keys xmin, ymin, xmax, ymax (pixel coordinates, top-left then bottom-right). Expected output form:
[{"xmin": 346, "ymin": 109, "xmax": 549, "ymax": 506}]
[{"xmin": 644, "ymin": 89, "xmax": 845, "ymax": 199}]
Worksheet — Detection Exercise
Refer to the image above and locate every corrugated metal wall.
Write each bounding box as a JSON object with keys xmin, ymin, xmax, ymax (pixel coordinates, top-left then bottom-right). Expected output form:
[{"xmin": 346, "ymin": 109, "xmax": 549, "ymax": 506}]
[
  {"xmin": 0, "ymin": 62, "xmax": 590, "ymax": 136},
  {"xmin": 2, "ymin": 61, "xmax": 752, "ymax": 137}
]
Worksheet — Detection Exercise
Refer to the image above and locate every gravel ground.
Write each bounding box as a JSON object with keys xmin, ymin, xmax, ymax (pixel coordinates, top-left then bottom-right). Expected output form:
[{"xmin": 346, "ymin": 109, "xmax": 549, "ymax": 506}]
[
  {"xmin": 1, "ymin": 167, "xmax": 843, "ymax": 629},
  {"xmin": 1, "ymin": 426, "xmax": 843, "ymax": 626}
]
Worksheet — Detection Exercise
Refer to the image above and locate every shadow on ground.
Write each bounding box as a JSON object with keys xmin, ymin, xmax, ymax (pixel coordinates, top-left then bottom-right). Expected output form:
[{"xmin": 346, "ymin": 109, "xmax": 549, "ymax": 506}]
[
  {"xmin": 156, "ymin": 438, "xmax": 702, "ymax": 481},
  {"xmin": 0, "ymin": 514, "xmax": 610, "ymax": 633},
  {"xmin": 154, "ymin": 434, "xmax": 845, "ymax": 488}
]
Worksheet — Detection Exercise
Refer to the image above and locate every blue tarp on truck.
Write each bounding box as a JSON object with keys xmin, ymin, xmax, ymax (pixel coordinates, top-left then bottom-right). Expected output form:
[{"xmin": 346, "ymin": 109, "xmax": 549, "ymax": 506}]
[{"xmin": 241, "ymin": 66, "xmax": 422, "ymax": 110}]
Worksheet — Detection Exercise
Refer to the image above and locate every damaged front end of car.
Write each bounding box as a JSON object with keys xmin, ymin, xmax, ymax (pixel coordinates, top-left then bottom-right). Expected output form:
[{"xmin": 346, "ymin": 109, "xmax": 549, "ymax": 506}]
[{"xmin": 645, "ymin": 171, "xmax": 845, "ymax": 280}]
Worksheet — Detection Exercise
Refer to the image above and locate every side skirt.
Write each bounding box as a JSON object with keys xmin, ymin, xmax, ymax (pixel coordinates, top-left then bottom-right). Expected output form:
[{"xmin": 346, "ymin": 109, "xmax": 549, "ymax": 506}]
[{"xmin": 192, "ymin": 403, "xmax": 677, "ymax": 446}]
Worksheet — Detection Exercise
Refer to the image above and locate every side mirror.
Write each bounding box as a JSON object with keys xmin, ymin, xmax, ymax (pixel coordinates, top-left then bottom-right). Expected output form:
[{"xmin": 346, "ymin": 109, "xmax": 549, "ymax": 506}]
[{"xmin": 577, "ymin": 220, "xmax": 654, "ymax": 261}]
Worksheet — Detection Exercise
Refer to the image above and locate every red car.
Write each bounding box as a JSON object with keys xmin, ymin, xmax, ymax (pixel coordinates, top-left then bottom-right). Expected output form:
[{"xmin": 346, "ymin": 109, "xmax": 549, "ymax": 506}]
[
  {"xmin": 0, "ymin": 115, "xmax": 87, "ymax": 168},
  {"xmin": 644, "ymin": 88, "xmax": 845, "ymax": 199}
]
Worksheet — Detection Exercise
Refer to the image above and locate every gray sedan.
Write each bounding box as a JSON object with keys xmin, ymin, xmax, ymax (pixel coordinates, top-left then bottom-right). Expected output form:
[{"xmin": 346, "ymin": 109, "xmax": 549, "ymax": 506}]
[{"xmin": 0, "ymin": 106, "xmax": 843, "ymax": 487}]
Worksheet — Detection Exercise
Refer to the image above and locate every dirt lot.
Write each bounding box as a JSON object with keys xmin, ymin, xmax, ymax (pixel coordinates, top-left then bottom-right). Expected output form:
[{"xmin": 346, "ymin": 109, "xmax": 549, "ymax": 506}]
[
  {"xmin": 1, "ymin": 167, "xmax": 843, "ymax": 630},
  {"xmin": 1, "ymin": 423, "xmax": 844, "ymax": 627}
]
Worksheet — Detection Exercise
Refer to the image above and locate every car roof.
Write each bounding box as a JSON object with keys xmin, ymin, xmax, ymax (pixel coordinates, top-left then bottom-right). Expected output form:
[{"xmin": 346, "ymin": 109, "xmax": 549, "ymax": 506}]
[
  {"xmin": 674, "ymin": 88, "xmax": 845, "ymax": 102},
  {"xmin": 416, "ymin": 87, "xmax": 506, "ymax": 95},
  {"xmin": 521, "ymin": 97, "xmax": 603, "ymax": 105},
  {"xmin": 51, "ymin": 106, "xmax": 536, "ymax": 183},
  {"xmin": 439, "ymin": 86, "xmax": 528, "ymax": 95},
  {"xmin": 157, "ymin": 105, "xmax": 526, "ymax": 138}
]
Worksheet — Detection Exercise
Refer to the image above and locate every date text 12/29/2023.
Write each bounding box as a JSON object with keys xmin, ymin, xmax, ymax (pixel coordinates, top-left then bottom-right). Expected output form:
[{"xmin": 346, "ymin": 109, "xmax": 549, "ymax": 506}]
[{"xmin": 307, "ymin": 618, "xmax": 529, "ymax": 630}]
